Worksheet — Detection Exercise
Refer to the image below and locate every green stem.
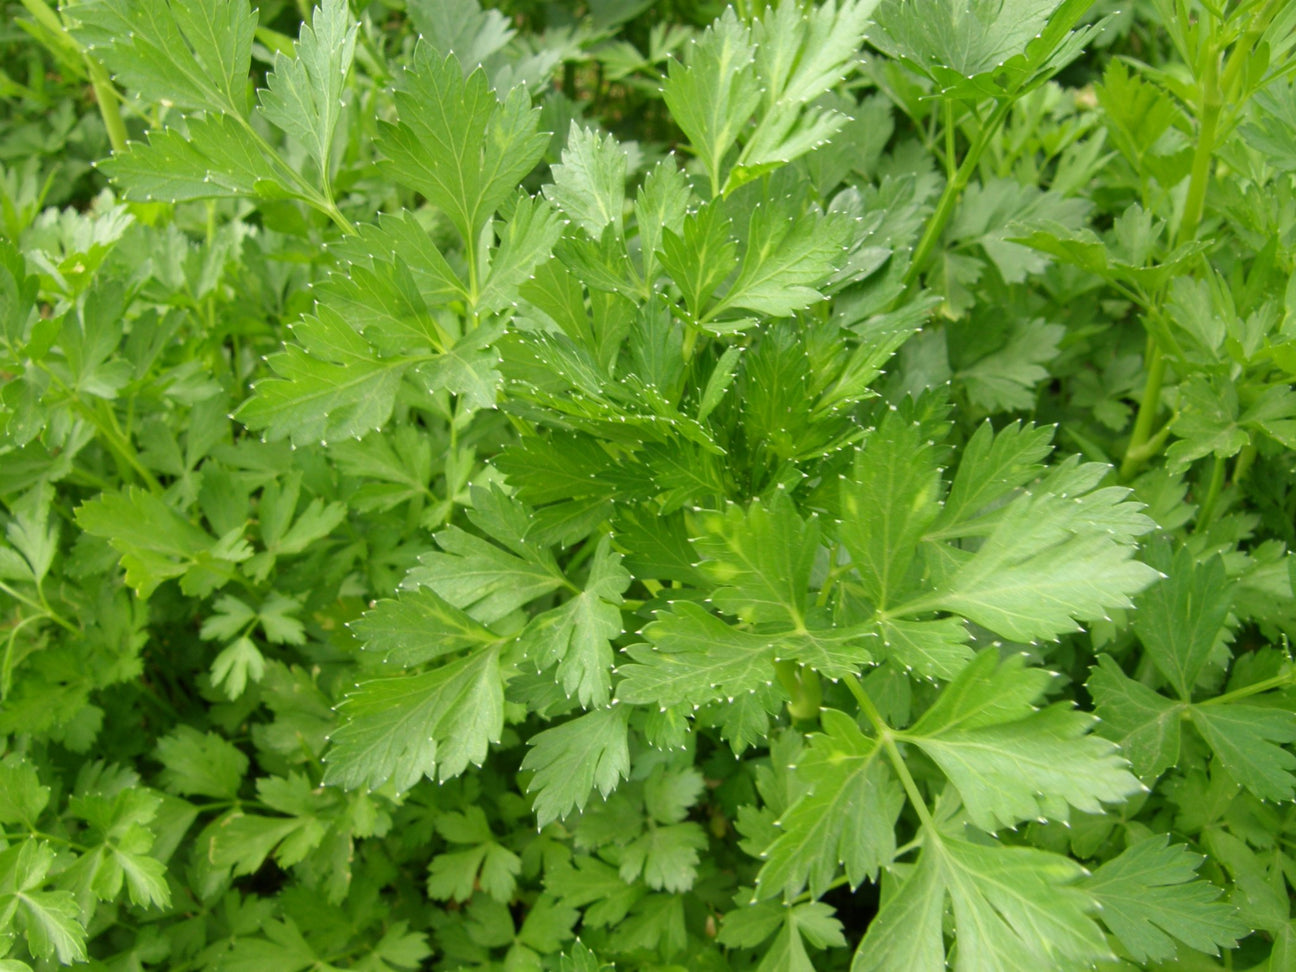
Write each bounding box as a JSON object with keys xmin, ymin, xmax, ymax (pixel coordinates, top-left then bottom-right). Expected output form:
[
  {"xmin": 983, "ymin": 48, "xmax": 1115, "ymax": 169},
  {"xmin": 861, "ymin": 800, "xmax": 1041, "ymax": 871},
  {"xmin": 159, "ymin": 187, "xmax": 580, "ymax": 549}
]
[
  {"xmin": 943, "ymin": 100, "xmax": 957, "ymax": 182},
  {"xmin": 0, "ymin": 582, "xmax": 78, "ymax": 633},
  {"xmin": 87, "ymin": 58, "xmax": 128, "ymax": 153},
  {"xmin": 1232, "ymin": 443, "xmax": 1256, "ymax": 485},
  {"xmin": 847, "ymin": 675, "xmax": 937, "ymax": 833},
  {"xmin": 1194, "ymin": 454, "xmax": 1226, "ymax": 531},
  {"xmin": 774, "ymin": 660, "xmax": 822, "ymax": 722},
  {"xmin": 1202, "ymin": 669, "xmax": 1296, "ymax": 707},
  {"xmin": 1177, "ymin": 96, "xmax": 1219, "ymax": 250},
  {"xmin": 230, "ymin": 113, "xmax": 357, "ymax": 235},
  {"xmin": 75, "ymin": 398, "xmax": 163, "ymax": 493},
  {"xmin": 19, "ymin": 0, "xmax": 129, "ymax": 153},
  {"xmin": 902, "ymin": 98, "xmax": 1014, "ymax": 290},
  {"xmin": 1119, "ymin": 341, "xmax": 1167, "ymax": 479}
]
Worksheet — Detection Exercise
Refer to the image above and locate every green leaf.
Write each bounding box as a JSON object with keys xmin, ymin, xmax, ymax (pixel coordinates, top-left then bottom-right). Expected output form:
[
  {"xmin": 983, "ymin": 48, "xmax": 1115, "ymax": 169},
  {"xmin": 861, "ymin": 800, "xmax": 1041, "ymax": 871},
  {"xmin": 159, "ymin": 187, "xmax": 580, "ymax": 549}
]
[
  {"xmin": 427, "ymin": 809, "xmax": 520, "ymax": 904},
  {"xmin": 403, "ymin": 524, "xmax": 565, "ymax": 626},
  {"xmin": 559, "ymin": 940, "xmax": 613, "ymax": 972},
  {"xmin": 1188, "ymin": 704, "xmax": 1296, "ymax": 803},
  {"xmin": 324, "ymin": 646, "xmax": 504, "ymax": 791},
  {"xmin": 850, "ymin": 845, "xmax": 945, "ymax": 971},
  {"xmin": 643, "ymin": 766, "xmax": 704, "ymax": 825},
  {"xmin": 755, "ymin": 901, "xmax": 847, "ymax": 972},
  {"xmin": 0, "ymin": 842, "xmax": 87, "ymax": 964},
  {"xmin": 620, "ymin": 822, "xmax": 708, "ymax": 892},
  {"xmin": 210, "ymin": 636, "xmax": 266, "ymax": 699},
  {"xmin": 692, "ymin": 492, "xmax": 819, "ymax": 627},
  {"xmin": 874, "ymin": 617, "xmax": 974, "ymax": 681},
  {"xmin": 237, "ymin": 305, "xmax": 414, "ymax": 446},
  {"xmin": 3, "ymin": 486, "xmax": 56, "ymax": 585},
  {"xmin": 326, "ymin": 211, "xmax": 467, "ymax": 306},
  {"xmin": 1134, "ymin": 546, "xmax": 1233, "ymax": 700},
  {"xmin": 930, "ymin": 420, "xmax": 1054, "ymax": 533},
  {"xmin": 957, "ymin": 319, "xmax": 1064, "ymax": 413},
  {"xmin": 870, "ymin": 0, "xmax": 1055, "ymax": 79},
  {"xmin": 658, "ymin": 200, "xmax": 738, "ymax": 320},
  {"xmin": 155, "ymin": 725, "xmax": 249, "ymax": 799},
  {"xmin": 911, "ymin": 703, "xmax": 1141, "ymax": 831},
  {"xmin": 897, "ymin": 463, "xmax": 1160, "ymax": 642},
  {"xmin": 546, "ymin": 856, "xmax": 642, "ymax": 929},
  {"xmin": 1082, "ymin": 836, "xmax": 1247, "ymax": 964},
  {"xmin": 521, "ymin": 707, "xmax": 631, "ymax": 827},
  {"xmin": 256, "ymin": 0, "xmax": 357, "ymax": 175},
  {"xmin": 545, "ymin": 124, "xmax": 628, "ymax": 239},
  {"xmin": 478, "ymin": 194, "xmax": 565, "ymax": 314},
  {"xmin": 1088, "ymin": 655, "xmax": 1183, "ymax": 782},
  {"xmin": 753, "ymin": 0, "xmax": 878, "ymax": 106},
  {"xmin": 517, "ymin": 537, "xmax": 629, "ymax": 707},
  {"xmin": 904, "ymin": 652, "xmax": 1141, "ymax": 830},
  {"xmin": 661, "ymin": 8, "xmax": 760, "ymax": 194},
  {"xmin": 75, "ymin": 487, "xmax": 240, "ymax": 598},
  {"xmin": 617, "ymin": 602, "xmax": 778, "ymax": 709},
  {"xmin": 708, "ymin": 205, "xmax": 851, "ymax": 321},
  {"xmin": 352, "ymin": 588, "xmax": 500, "ymax": 667},
  {"xmin": 73, "ymin": 0, "xmax": 256, "ymax": 114},
  {"xmin": 380, "ymin": 46, "xmax": 547, "ymax": 242},
  {"xmin": 100, "ymin": 115, "xmax": 283, "ymax": 202},
  {"xmin": 756, "ymin": 709, "xmax": 903, "ymax": 899},
  {"xmin": 869, "ymin": 0, "xmax": 1098, "ymax": 100},
  {"xmin": 634, "ymin": 156, "xmax": 691, "ymax": 285},
  {"xmin": 0, "ymin": 759, "xmax": 49, "ymax": 827},
  {"xmin": 838, "ymin": 409, "xmax": 942, "ymax": 610},
  {"xmin": 856, "ymin": 835, "xmax": 1111, "ymax": 970}
]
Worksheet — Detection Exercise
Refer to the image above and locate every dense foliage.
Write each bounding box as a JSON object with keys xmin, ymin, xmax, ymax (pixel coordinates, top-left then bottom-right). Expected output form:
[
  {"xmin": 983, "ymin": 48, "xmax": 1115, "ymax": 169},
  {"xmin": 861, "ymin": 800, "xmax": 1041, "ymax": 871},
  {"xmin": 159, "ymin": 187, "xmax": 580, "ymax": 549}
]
[{"xmin": 2, "ymin": 0, "xmax": 1296, "ymax": 968}]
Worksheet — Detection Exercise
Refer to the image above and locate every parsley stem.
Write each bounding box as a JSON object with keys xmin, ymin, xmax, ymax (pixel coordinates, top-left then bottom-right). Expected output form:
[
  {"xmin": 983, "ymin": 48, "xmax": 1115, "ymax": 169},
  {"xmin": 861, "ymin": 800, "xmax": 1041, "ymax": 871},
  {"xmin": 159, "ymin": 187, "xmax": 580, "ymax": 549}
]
[
  {"xmin": 1194, "ymin": 454, "xmax": 1227, "ymax": 532},
  {"xmin": 0, "ymin": 582, "xmax": 77, "ymax": 634},
  {"xmin": 848, "ymin": 674, "xmax": 937, "ymax": 834},
  {"xmin": 902, "ymin": 98, "xmax": 1013, "ymax": 290},
  {"xmin": 1201, "ymin": 668, "xmax": 1296, "ymax": 707},
  {"xmin": 20, "ymin": 0, "xmax": 129, "ymax": 154},
  {"xmin": 774, "ymin": 660, "xmax": 820, "ymax": 722},
  {"xmin": 1119, "ymin": 341, "xmax": 1166, "ymax": 479}
]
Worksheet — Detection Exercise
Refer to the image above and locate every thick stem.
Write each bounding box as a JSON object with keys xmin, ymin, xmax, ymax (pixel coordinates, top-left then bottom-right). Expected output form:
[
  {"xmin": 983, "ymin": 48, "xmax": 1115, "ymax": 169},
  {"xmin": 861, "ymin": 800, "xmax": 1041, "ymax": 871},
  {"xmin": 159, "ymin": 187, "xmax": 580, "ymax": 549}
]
[
  {"xmin": 1119, "ymin": 341, "xmax": 1167, "ymax": 479},
  {"xmin": 20, "ymin": 0, "xmax": 129, "ymax": 153},
  {"xmin": 87, "ymin": 59, "xmax": 128, "ymax": 153},
  {"xmin": 774, "ymin": 660, "xmax": 822, "ymax": 722},
  {"xmin": 1194, "ymin": 454, "xmax": 1226, "ymax": 531}
]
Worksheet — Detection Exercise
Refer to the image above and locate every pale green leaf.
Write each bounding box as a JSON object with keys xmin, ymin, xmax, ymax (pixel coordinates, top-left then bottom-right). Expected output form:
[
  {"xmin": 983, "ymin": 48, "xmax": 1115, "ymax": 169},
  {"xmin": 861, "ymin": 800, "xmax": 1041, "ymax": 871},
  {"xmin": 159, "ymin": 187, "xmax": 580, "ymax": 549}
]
[
  {"xmin": 839, "ymin": 409, "xmax": 942, "ymax": 609},
  {"xmin": 324, "ymin": 646, "xmax": 504, "ymax": 791},
  {"xmin": 757, "ymin": 709, "xmax": 902, "ymax": 899},
  {"xmin": 380, "ymin": 46, "xmax": 548, "ymax": 242},
  {"xmin": 1189, "ymin": 703, "xmax": 1296, "ymax": 802},
  {"xmin": 692, "ymin": 492, "xmax": 819, "ymax": 627},
  {"xmin": 909, "ymin": 703, "xmax": 1141, "ymax": 831},
  {"xmin": 256, "ymin": 0, "xmax": 357, "ymax": 173},
  {"xmin": 73, "ymin": 0, "xmax": 256, "ymax": 114},
  {"xmin": 521, "ymin": 707, "xmax": 631, "ymax": 827},
  {"xmin": 616, "ymin": 603, "xmax": 778, "ymax": 708},
  {"xmin": 709, "ymin": 205, "xmax": 851, "ymax": 320},
  {"xmin": 517, "ymin": 537, "xmax": 629, "ymax": 707},
  {"xmin": 545, "ymin": 124, "xmax": 628, "ymax": 239},
  {"xmin": 661, "ymin": 8, "xmax": 760, "ymax": 193},
  {"xmin": 236, "ymin": 306, "xmax": 413, "ymax": 446},
  {"xmin": 155, "ymin": 725, "xmax": 249, "ymax": 799},
  {"xmin": 352, "ymin": 588, "xmax": 500, "ymax": 667}
]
